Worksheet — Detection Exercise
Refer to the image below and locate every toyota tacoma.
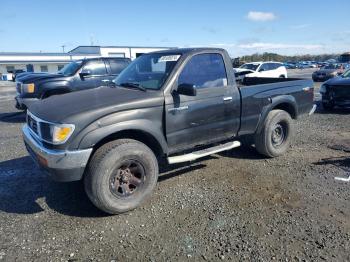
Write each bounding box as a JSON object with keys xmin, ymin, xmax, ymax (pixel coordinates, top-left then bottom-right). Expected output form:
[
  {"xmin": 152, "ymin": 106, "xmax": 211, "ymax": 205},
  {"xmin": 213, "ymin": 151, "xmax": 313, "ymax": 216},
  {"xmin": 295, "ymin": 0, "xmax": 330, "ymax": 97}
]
[{"xmin": 22, "ymin": 48, "xmax": 316, "ymax": 214}]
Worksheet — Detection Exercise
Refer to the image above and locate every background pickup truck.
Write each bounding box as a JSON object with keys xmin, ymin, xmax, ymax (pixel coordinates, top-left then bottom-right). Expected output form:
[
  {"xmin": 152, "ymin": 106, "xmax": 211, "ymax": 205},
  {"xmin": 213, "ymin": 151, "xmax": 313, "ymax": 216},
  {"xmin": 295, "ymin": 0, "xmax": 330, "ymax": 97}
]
[
  {"xmin": 22, "ymin": 48, "xmax": 315, "ymax": 214},
  {"xmin": 15, "ymin": 57, "xmax": 130, "ymax": 110}
]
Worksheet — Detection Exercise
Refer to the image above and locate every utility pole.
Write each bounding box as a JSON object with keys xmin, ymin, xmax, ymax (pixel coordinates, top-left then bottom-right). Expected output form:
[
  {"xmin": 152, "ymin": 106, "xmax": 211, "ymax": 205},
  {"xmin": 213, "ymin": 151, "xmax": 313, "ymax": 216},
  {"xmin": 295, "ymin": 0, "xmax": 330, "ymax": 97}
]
[{"xmin": 61, "ymin": 45, "xmax": 66, "ymax": 53}]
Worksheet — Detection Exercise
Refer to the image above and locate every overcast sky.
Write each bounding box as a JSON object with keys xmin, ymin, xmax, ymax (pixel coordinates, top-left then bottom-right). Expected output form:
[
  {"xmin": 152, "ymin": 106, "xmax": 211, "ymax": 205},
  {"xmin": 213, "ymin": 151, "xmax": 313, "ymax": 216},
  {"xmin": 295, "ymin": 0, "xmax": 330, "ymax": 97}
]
[{"xmin": 0, "ymin": 0, "xmax": 349, "ymax": 56}]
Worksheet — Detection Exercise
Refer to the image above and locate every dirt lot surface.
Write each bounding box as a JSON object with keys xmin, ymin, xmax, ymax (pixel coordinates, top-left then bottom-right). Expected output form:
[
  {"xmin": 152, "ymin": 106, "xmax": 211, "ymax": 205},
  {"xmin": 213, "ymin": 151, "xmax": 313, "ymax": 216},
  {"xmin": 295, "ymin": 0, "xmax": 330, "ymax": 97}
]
[{"xmin": 0, "ymin": 71, "xmax": 349, "ymax": 261}]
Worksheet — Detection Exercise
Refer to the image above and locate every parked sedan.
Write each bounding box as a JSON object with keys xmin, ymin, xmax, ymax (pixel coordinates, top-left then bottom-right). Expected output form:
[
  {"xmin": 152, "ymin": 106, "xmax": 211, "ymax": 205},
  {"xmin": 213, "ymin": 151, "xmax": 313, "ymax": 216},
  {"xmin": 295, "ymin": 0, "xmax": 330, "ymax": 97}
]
[
  {"xmin": 320, "ymin": 69, "xmax": 350, "ymax": 109},
  {"xmin": 312, "ymin": 64, "xmax": 345, "ymax": 82}
]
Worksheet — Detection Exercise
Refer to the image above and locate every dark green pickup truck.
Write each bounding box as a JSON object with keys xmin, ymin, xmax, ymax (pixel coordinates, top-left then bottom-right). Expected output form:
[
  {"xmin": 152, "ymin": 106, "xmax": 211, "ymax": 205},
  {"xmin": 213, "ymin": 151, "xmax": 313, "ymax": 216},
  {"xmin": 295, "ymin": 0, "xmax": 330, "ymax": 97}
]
[{"xmin": 23, "ymin": 48, "xmax": 316, "ymax": 214}]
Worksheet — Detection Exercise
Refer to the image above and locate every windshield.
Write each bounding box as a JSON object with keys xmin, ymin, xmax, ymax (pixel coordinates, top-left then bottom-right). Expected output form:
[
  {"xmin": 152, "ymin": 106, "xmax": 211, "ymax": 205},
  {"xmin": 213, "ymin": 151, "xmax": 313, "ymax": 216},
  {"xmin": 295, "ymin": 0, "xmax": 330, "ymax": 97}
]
[
  {"xmin": 342, "ymin": 69, "xmax": 350, "ymax": 78},
  {"xmin": 239, "ymin": 63, "xmax": 259, "ymax": 71},
  {"xmin": 114, "ymin": 53, "xmax": 181, "ymax": 90},
  {"xmin": 58, "ymin": 60, "xmax": 83, "ymax": 76}
]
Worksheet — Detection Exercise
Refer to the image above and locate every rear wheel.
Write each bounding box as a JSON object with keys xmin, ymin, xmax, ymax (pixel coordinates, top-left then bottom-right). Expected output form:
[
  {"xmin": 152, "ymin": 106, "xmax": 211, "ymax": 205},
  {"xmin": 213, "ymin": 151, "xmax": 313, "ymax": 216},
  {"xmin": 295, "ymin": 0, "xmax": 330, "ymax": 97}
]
[
  {"xmin": 84, "ymin": 139, "xmax": 159, "ymax": 214},
  {"xmin": 254, "ymin": 109, "xmax": 294, "ymax": 157}
]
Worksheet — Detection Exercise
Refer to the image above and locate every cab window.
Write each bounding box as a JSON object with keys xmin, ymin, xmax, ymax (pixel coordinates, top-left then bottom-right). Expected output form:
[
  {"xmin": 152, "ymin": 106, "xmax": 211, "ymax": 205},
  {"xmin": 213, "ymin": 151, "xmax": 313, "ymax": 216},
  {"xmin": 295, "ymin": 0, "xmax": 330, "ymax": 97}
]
[
  {"xmin": 108, "ymin": 59, "xmax": 130, "ymax": 75},
  {"xmin": 178, "ymin": 53, "xmax": 227, "ymax": 89},
  {"xmin": 82, "ymin": 60, "xmax": 107, "ymax": 75},
  {"xmin": 259, "ymin": 63, "xmax": 270, "ymax": 71}
]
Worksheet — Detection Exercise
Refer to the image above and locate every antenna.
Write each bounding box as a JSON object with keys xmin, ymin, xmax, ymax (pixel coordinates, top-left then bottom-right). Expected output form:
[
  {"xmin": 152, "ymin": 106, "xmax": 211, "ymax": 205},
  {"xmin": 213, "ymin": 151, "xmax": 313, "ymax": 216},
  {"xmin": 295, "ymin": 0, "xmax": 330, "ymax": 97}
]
[
  {"xmin": 90, "ymin": 34, "xmax": 94, "ymax": 46},
  {"xmin": 61, "ymin": 45, "xmax": 66, "ymax": 53}
]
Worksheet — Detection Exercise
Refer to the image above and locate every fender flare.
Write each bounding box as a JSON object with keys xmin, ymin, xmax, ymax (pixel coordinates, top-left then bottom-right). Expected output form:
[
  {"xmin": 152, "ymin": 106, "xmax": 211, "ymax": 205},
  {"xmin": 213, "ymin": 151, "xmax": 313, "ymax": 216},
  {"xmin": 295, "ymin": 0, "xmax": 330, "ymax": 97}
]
[
  {"xmin": 255, "ymin": 95, "xmax": 298, "ymax": 134},
  {"xmin": 41, "ymin": 81, "xmax": 71, "ymax": 98},
  {"xmin": 78, "ymin": 119, "xmax": 168, "ymax": 155}
]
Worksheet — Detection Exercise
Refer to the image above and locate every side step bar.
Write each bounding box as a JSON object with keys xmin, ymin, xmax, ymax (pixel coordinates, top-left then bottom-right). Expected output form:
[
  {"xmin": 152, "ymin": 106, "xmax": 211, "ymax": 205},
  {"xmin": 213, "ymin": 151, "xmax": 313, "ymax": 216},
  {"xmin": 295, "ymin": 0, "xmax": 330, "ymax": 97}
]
[{"xmin": 167, "ymin": 141, "xmax": 241, "ymax": 164}]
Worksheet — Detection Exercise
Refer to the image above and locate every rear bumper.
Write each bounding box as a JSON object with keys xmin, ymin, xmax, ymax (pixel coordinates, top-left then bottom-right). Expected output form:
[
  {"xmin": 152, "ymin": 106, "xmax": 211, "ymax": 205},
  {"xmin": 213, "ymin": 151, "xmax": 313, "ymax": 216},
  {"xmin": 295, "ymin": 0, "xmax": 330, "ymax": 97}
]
[{"xmin": 22, "ymin": 124, "xmax": 92, "ymax": 182}]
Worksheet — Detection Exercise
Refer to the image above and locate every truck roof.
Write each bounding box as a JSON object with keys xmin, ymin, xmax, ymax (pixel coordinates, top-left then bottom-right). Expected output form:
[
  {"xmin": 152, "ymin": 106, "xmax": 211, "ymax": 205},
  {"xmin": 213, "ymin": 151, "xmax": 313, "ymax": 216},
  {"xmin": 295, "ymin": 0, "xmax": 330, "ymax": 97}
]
[{"xmin": 151, "ymin": 47, "xmax": 226, "ymax": 55}]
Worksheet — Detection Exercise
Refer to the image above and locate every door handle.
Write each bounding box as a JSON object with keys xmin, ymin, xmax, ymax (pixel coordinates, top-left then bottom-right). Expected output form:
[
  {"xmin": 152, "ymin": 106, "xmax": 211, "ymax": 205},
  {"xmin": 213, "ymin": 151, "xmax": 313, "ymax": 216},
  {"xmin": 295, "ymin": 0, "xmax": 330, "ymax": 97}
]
[
  {"xmin": 102, "ymin": 79, "xmax": 110, "ymax": 82},
  {"xmin": 223, "ymin": 96, "xmax": 233, "ymax": 101},
  {"xmin": 302, "ymin": 87, "xmax": 311, "ymax": 92},
  {"xmin": 168, "ymin": 106, "xmax": 189, "ymax": 112}
]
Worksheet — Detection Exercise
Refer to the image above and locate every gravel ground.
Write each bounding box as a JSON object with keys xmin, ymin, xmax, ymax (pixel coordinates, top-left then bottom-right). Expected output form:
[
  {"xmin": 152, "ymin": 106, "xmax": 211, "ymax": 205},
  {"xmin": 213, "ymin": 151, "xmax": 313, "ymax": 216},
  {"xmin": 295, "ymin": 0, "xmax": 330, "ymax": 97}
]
[{"xmin": 0, "ymin": 71, "xmax": 349, "ymax": 261}]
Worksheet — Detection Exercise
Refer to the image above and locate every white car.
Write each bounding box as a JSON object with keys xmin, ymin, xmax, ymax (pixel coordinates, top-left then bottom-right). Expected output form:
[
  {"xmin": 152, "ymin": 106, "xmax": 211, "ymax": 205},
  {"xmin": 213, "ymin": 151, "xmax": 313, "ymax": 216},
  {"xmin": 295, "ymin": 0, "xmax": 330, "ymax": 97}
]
[{"xmin": 235, "ymin": 62, "xmax": 288, "ymax": 78}]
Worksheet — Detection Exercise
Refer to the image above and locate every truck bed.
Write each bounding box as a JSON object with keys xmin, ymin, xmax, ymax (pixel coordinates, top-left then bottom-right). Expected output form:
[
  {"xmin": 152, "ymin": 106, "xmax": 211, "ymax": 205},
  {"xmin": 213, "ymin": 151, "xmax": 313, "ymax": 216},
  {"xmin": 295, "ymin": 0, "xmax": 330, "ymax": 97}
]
[{"xmin": 237, "ymin": 77, "xmax": 314, "ymax": 136}]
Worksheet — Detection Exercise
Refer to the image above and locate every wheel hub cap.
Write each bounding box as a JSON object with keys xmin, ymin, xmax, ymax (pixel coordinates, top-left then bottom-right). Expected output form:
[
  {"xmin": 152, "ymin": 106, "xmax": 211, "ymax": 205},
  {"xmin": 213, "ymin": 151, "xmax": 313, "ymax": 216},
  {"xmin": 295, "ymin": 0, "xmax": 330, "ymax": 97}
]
[
  {"xmin": 271, "ymin": 123, "xmax": 285, "ymax": 147},
  {"xmin": 109, "ymin": 160, "xmax": 145, "ymax": 198}
]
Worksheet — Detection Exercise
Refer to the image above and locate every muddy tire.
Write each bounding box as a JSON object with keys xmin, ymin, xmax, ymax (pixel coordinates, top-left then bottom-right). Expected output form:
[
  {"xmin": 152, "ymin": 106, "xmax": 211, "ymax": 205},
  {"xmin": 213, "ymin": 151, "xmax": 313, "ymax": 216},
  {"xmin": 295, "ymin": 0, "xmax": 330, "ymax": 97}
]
[
  {"xmin": 254, "ymin": 109, "xmax": 294, "ymax": 158},
  {"xmin": 84, "ymin": 139, "xmax": 158, "ymax": 214}
]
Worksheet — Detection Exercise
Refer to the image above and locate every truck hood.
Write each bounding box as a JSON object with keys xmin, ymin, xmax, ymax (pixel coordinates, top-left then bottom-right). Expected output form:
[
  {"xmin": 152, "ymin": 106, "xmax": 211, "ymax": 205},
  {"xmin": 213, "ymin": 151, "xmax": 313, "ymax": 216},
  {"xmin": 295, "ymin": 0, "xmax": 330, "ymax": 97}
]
[
  {"xmin": 28, "ymin": 86, "xmax": 164, "ymax": 123},
  {"xmin": 19, "ymin": 73, "xmax": 65, "ymax": 83},
  {"xmin": 325, "ymin": 76, "xmax": 350, "ymax": 86}
]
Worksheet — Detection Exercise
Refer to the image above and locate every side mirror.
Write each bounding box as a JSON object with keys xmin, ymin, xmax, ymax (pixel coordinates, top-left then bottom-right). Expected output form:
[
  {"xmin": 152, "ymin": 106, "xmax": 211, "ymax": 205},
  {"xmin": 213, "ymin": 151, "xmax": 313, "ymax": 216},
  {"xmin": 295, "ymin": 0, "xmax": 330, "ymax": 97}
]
[
  {"xmin": 176, "ymin": 83, "xmax": 197, "ymax": 96},
  {"xmin": 259, "ymin": 68, "xmax": 265, "ymax": 72},
  {"xmin": 79, "ymin": 70, "xmax": 91, "ymax": 78}
]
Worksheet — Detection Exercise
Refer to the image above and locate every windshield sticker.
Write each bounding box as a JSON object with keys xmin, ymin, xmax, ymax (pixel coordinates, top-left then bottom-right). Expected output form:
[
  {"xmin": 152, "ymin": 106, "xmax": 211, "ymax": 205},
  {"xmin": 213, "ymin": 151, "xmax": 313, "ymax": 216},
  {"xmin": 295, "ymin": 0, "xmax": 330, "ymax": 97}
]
[{"xmin": 158, "ymin": 55, "xmax": 180, "ymax": 62}]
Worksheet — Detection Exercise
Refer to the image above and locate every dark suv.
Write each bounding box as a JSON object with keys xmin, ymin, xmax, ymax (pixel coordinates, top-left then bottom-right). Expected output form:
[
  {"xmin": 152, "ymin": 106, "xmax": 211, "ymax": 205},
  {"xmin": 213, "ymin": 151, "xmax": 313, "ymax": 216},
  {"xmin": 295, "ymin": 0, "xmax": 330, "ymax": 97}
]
[{"xmin": 15, "ymin": 57, "xmax": 131, "ymax": 110}]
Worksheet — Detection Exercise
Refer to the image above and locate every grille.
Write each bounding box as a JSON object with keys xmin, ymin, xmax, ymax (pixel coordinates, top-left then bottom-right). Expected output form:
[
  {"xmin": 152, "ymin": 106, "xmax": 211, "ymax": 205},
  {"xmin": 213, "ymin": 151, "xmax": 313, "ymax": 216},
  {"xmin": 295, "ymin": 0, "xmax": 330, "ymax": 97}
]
[
  {"xmin": 331, "ymin": 85, "xmax": 350, "ymax": 98},
  {"xmin": 27, "ymin": 114, "xmax": 39, "ymax": 135},
  {"xmin": 16, "ymin": 82, "xmax": 22, "ymax": 93}
]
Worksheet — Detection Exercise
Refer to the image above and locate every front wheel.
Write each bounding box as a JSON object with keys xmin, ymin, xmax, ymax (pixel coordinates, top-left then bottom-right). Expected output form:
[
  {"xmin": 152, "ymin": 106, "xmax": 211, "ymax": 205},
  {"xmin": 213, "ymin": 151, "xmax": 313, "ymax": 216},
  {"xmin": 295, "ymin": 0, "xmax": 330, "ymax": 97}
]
[
  {"xmin": 84, "ymin": 139, "xmax": 159, "ymax": 214},
  {"xmin": 254, "ymin": 109, "xmax": 294, "ymax": 158}
]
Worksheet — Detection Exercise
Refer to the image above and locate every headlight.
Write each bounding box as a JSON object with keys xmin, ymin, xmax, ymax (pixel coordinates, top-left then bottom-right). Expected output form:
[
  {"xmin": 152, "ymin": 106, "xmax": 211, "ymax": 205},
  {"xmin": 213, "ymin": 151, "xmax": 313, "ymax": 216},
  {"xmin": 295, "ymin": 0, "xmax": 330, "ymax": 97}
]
[
  {"xmin": 319, "ymin": 84, "xmax": 327, "ymax": 94},
  {"xmin": 40, "ymin": 122, "xmax": 75, "ymax": 144},
  {"xmin": 52, "ymin": 125, "xmax": 75, "ymax": 144},
  {"xmin": 22, "ymin": 83, "xmax": 35, "ymax": 93},
  {"xmin": 27, "ymin": 111, "xmax": 75, "ymax": 144}
]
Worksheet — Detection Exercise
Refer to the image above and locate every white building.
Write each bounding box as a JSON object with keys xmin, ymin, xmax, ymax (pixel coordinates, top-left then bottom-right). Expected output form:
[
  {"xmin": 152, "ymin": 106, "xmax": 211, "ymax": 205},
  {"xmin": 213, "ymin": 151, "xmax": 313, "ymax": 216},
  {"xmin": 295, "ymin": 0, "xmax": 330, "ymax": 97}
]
[{"xmin": 0, "ymin": 45, "xmax": 173, "ymax": 76}]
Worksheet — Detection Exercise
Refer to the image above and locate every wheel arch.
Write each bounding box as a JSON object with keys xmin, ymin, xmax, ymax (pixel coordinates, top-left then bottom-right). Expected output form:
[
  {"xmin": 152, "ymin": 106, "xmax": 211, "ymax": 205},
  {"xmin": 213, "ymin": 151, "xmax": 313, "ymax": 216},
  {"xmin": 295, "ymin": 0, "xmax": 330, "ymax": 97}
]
[
  {"xmin": 78, "ymin": 120, "xmax": 168, "ymax": 160},
  {"xmin": 92, "ymin": 129, "xmax": 166, "ymax": 159},
  {"xmin": 41, "ymin": 88, "xmax": 71, "ymax": 99},
  {"xmin": 255, "ymin": 95, "xmax": 298, "ymax": 134},
  {"xmin": 40, "ymin": 80, "xmax": 71, "ymax": 98}
]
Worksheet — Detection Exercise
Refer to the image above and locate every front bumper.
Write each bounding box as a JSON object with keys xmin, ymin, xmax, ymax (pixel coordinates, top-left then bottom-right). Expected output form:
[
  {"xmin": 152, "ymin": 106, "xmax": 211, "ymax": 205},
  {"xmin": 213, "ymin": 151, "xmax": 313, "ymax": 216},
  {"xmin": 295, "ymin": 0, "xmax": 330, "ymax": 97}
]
[
  {"xmin": 22, "ymin": 124, "xmax": 93, "ymax": 182},
  {"xmin": 322, "ymin": 93, "xmax": 350, "ymax": 107}
]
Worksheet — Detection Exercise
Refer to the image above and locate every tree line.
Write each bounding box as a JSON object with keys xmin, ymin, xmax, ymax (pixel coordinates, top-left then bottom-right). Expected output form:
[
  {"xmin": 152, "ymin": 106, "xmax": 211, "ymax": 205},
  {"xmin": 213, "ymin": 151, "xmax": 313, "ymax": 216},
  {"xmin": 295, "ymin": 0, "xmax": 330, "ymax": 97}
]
[{"xmin": 236, "ymin": 52, "xmax": 340, "ymax": 63}]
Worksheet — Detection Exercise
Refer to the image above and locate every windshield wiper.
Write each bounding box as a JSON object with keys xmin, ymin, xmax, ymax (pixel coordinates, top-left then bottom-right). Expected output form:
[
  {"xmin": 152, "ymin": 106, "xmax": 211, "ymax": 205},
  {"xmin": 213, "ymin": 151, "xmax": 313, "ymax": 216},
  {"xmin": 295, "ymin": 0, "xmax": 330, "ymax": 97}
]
[{"xmin": 118, "ymin": 82, "xmax": 147, "ymax": 92}]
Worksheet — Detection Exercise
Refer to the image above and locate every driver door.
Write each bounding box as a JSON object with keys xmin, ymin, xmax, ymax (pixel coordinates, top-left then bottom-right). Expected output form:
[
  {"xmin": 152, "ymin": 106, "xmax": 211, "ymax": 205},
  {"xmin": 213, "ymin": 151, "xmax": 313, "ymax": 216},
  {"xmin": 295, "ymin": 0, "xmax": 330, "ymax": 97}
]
[
  {"xmin": 75, "ymin": 59, "xmax": 107, "ymax": 90},
  {"xmin": 165, "ymin": 53, "xmax": 232, "ymax": 154}
]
